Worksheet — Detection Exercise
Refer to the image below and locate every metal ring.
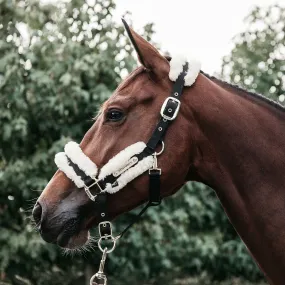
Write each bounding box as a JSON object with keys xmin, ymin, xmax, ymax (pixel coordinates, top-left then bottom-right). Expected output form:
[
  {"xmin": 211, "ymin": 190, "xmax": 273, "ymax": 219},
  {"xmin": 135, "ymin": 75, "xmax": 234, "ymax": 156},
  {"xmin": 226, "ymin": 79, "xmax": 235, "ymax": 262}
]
[
  {"xmin": 98, "ymin": 236, "xmax": 117, "ymax": 253},
  {"xmin": 90, "ymin": 273, "xmax": 107, "ymax": 285},
  {"xmin": 155, "ymin": 141, "xmax": 165, "ymax": 156}
]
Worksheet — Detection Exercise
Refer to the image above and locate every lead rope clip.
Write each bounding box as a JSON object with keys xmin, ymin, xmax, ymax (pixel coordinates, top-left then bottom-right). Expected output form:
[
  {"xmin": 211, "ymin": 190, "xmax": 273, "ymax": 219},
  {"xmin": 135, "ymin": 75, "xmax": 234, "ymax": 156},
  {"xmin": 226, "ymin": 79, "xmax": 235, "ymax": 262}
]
[
  {"xmin": 149, "ymin": 141, "xmax": 164, "ymax": 175},
  {"xmin": 90, "ymin": 248, "xmax": 108, "ymax": 285},
  {"xmin": 90, "ymin": 222, "xmax": 121, "ymax": 285}
]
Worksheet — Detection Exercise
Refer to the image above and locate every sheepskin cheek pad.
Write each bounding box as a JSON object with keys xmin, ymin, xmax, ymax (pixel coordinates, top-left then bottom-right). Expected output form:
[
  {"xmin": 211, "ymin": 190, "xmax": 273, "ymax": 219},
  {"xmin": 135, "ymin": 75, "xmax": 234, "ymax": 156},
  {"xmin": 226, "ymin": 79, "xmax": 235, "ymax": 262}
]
[
  {"xmin": 98, "ymin": 142, "xmax": 154, "ymax": 194},
  {"xmin": 54, "ymin": 142, "xmax": 154, "ymax": 194}
]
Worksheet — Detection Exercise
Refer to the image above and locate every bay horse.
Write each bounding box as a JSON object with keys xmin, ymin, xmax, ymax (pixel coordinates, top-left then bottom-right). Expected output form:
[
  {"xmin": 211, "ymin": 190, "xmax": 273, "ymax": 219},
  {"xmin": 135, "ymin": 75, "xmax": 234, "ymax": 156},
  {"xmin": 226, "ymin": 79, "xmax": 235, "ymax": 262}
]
[{"xmin": 33, "ymin": 20, "xmax": 285, "ymax": 285}]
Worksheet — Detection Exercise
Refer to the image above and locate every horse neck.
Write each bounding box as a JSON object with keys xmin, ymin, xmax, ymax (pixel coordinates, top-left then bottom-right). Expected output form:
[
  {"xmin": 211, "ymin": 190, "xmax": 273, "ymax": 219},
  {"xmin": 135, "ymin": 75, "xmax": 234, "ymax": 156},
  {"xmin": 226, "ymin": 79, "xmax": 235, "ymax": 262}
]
[{"xmin": 185, "ymin": 73, "xmax": 285, "ymax": 284}]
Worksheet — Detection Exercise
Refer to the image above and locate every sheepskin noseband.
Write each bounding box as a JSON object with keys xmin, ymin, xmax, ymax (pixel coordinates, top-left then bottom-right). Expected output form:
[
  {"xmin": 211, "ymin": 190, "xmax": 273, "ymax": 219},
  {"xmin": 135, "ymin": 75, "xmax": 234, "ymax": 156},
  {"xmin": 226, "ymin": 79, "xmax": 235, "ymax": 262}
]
[{"xmin": 55, "ymin": 141, "xmax": 154, "ymax": 194}]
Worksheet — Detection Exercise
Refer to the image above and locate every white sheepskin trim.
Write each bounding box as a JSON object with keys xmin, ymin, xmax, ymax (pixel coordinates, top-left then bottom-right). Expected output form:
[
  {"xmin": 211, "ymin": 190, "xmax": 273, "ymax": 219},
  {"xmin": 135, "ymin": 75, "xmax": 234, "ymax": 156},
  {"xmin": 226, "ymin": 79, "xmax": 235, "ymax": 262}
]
[
  {"xmin": 64, "ymin": 141, "xmax": 98, "ymax": 178},
  {"xmin": 98, "ymin": 142, "xmax": 146, "ymax": 180},
  {"xmin": 169, "ymin": 55, "xmax": 201, "ymax": 86},
  {"xmin": 54, "ymin": 152, "xmax": 85, "ymax": 188},
  {"xmin": 169, "ymin": 55, "xmax": 187, "ymax": 82},
  {"xmin": 104, "ymin": 156, "xmax": 154, "ymax": 194},
  {"xmin": 185, "ymin": 59, "xmax": 201, "ymax": 86}
]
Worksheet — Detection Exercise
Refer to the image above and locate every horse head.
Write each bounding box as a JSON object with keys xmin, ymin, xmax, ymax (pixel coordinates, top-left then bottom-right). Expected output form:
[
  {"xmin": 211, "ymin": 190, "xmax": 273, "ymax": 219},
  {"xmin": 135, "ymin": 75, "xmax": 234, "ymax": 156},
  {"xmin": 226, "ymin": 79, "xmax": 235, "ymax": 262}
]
[{"xmin": 32, "ymin": 20, "xmax": 200, "ymax": 249}]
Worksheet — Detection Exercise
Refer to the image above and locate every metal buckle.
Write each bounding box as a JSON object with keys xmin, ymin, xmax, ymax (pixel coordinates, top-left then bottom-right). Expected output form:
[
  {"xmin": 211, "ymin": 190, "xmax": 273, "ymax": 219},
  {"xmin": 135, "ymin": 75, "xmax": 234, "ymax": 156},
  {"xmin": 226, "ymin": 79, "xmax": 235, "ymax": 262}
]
[
  {"xmin": 149, "ymin": 153, "xmax": 161, "ymax": 175},
  {"xmin": 84, "ymin": 178, "xmax": 103, "ymax": 201},
  {"xmin": 99, "ymin": 221, "xmax": 113, "ymax": 238},
  {"xmin": 149, "ymin": 168, "xmax": 161, "ymax": 175},
  {"xmin": 160, "ymin": 97, "xmax": 181, "ymax": 121}
]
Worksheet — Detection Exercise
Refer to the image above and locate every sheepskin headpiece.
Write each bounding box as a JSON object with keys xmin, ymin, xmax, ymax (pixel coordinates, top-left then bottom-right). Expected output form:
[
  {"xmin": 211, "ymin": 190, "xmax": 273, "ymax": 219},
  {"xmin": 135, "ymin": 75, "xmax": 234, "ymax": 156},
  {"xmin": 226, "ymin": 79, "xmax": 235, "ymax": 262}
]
[{"xmin": 169, "ymin": 55, "xmax": 201, "ymax": 86}]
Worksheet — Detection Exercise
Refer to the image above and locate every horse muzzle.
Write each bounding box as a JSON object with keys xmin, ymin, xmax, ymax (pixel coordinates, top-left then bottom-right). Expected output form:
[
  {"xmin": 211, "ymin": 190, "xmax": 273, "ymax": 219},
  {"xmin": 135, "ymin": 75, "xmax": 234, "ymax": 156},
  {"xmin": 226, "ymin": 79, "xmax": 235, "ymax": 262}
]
[{"xmin": 32, "ymin": 192, "xmax": 91, "ymax": 248}]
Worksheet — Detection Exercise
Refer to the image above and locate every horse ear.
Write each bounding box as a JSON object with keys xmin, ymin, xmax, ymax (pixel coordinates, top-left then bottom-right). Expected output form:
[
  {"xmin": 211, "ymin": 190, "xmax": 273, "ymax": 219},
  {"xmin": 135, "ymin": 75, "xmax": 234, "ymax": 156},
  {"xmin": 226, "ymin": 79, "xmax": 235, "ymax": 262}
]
[{"xmin": 122, "ymin": 18, "xmax": 169, "ymax": 77}]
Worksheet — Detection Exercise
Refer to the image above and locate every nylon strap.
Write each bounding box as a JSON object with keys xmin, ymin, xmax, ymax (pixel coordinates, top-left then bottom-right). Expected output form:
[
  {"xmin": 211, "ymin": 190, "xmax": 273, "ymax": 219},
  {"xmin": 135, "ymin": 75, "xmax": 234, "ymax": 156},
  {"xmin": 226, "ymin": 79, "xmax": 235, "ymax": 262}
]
[
  {"xmin": 146, "ymin": 62, "xmax": 189, "ymax": 151},
  {"xmin": 148, "ymin": 169, "xmax": 161, "ymax": 206}
]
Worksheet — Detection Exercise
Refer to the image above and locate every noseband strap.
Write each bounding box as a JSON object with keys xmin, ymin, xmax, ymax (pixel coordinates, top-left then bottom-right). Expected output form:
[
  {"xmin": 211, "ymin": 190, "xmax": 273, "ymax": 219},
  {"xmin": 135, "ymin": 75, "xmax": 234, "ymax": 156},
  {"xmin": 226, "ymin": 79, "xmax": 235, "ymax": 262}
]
[{"xmin": 54, "ymin": 57, "xmax": 200, "ymax": 247}]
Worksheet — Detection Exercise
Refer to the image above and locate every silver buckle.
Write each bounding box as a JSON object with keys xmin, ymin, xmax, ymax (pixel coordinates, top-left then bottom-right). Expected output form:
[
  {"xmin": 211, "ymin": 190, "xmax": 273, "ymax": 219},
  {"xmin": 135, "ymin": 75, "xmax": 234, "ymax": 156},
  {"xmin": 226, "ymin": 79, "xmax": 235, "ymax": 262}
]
[
  {"xmin": 84, "ymin": 178, "xmax": 103, "ymax": 201},
  {"xmin": 160, "ymin": 97, "xmax": 181, "ymax": 121},
  {"xmin": 99, "ymin": 221, "xmax": 113, "ymax": 238},
  {"xmin": 149, "ymin": 152, "xmax": 162, "ymax": 175}
]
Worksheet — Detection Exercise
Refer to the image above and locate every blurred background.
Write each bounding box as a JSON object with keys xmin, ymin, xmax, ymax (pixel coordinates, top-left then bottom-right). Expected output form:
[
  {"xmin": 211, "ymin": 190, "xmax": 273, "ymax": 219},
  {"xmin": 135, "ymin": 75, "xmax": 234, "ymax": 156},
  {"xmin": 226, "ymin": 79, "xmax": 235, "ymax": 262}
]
[{"xmin": 0, "ymin": 0, "xmax": 284, "ymax": 284}]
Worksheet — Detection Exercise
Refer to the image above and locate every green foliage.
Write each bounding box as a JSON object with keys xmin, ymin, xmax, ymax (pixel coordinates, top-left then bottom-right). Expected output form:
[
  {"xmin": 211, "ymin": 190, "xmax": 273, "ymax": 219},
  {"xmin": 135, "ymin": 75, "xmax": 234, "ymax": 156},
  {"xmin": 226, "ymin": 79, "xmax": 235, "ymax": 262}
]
[
  {"xmin": 0, "ymin": 0, "xmax": 135, "ymax": 284},
  {"xmin": 222, "ymin": 5, "xmax": 285, "ymax": 103},
  {"xmin": 1, "ymin": 1, "xmax": 283, "ymax": 284}
]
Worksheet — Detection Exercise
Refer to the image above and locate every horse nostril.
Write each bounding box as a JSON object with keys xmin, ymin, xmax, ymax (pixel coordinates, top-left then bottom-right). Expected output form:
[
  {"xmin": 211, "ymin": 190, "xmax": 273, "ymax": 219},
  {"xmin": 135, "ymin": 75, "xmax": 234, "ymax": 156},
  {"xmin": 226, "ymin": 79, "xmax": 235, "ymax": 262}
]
[{"xmin": 32, "ymin": 202, "xmax": 42, "ymax": 226}]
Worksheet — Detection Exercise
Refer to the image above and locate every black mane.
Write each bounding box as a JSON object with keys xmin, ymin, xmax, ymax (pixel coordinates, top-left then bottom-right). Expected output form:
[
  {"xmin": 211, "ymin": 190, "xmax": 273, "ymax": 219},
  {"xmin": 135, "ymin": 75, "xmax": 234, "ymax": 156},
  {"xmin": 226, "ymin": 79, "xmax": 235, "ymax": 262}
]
[{"xmin": 200, "ymin": 70, "xmax": 285, "ymax": 114}]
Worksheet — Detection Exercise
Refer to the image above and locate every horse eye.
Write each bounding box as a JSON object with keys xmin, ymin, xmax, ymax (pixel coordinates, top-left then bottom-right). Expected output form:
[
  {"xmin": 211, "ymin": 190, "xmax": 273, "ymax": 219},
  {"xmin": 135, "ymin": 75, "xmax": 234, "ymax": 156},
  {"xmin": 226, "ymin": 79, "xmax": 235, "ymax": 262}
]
[{"xmin": 106, "ymin": 109, "xmax": 124, "ymax": 122}]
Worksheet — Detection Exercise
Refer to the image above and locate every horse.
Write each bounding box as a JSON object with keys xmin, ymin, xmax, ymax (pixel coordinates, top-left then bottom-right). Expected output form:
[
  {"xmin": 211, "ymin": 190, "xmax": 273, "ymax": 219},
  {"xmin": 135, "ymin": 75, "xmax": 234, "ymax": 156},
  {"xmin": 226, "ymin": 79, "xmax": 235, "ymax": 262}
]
[{"xmin": 32, "ymin": 20, "xmax": 285, "ymax": 285}]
